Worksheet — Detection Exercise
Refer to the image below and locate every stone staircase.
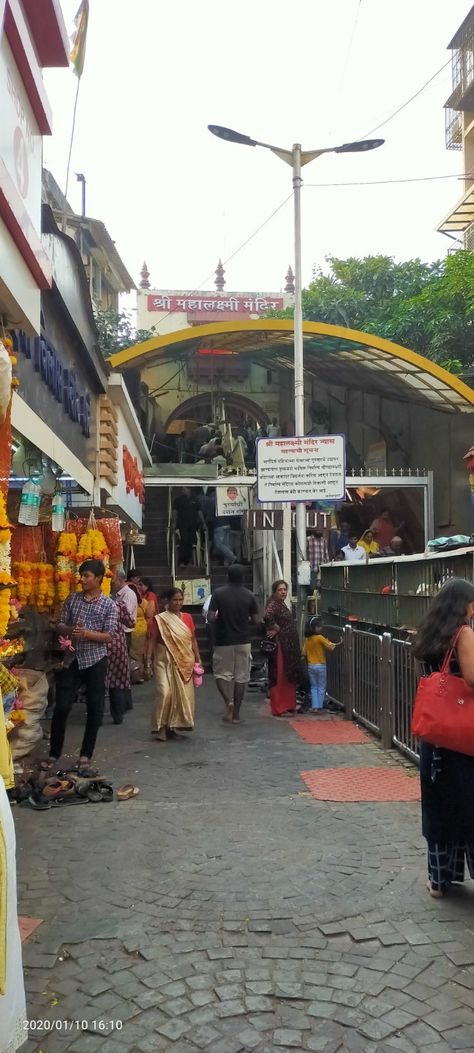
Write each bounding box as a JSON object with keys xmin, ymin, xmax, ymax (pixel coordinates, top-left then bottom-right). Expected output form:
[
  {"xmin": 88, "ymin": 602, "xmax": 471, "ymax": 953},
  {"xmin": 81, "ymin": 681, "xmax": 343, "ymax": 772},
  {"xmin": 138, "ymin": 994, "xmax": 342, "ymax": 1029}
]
[{"xmin": 136, "ymin": 486, "xmax": 265, "ymax": 670}]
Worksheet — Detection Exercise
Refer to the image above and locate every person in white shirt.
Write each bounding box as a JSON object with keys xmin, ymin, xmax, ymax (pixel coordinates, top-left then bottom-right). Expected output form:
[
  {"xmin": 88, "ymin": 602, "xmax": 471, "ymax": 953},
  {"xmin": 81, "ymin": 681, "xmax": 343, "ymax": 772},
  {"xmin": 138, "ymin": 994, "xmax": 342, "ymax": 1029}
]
[
  {"xmin": 113, "ymin": 568, "xmax": 138, "ymax": 649},
  {"xmin": 341, "ymin": 536, "xmax": 366, "ymax": 562},
  {"xmin": 267, "ymin": 417, "xmax": 281, "ymax": 438}
]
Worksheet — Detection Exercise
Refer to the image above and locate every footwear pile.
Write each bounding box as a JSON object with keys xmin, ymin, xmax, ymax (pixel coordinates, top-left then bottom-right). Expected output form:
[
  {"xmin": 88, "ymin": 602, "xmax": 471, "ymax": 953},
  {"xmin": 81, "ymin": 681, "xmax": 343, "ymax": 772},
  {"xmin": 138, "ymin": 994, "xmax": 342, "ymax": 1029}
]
[{"xmin": 12, "ymin": 768, "xmax": 114, "ymax": 809}]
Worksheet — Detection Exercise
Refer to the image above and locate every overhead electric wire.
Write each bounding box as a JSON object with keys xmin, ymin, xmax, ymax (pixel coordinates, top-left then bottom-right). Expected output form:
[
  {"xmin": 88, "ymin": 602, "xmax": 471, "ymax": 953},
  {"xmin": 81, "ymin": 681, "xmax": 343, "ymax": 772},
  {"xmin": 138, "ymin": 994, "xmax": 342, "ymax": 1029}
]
[
  {"xmin": 133, "ymin": 192, "xmax": 293, "ymax": 340},
  {"xmin": 305, "ymin": 172, "xmax": 470, "ymax": 188},
  {"xmin": 332, "ymin": 0, "xmax": 363, "ymax": 135},
  {"xmin": 359, "ymin": 58, "xmax": 452, "ymax": 138}
]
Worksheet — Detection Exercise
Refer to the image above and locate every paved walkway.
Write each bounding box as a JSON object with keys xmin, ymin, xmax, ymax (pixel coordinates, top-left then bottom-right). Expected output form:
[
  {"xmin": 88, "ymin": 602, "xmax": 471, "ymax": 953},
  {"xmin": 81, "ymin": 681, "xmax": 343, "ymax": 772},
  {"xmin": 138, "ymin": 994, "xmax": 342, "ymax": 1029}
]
[{"xmin": 14, "ymin": 680, "xmax": 474, "ymax": 1053}]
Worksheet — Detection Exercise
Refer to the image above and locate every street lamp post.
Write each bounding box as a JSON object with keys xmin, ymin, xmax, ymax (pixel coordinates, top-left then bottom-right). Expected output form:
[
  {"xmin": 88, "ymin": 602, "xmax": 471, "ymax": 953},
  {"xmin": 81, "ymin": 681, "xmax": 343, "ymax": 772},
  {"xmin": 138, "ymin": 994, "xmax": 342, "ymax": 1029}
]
[{"xmin": 208, "ymin": 125, "xmax": 384, "ymax": 628}]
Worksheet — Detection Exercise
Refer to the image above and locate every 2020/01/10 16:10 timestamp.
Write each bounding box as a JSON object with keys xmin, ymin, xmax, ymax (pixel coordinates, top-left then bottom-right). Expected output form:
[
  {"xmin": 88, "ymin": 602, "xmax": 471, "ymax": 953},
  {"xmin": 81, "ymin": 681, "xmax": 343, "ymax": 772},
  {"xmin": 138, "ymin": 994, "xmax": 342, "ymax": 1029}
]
[{"xmin": 26, "ymin": 1020, "xmax": 123, "ymax": 1032}]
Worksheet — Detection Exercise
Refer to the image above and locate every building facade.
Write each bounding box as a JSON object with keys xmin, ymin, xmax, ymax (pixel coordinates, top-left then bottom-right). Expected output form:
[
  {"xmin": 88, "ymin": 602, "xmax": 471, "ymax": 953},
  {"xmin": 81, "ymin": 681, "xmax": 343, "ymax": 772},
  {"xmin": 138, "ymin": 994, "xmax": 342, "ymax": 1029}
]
[
  {"xmin": 135, "ymin": 261, "xmax": 295, "ymax": 442},
  {"xmin": 0, "ymin": 1, "xmax": 68, "ymax": 333},
  {"xmin": 438, "ymin": 5, "xmax": 474, "ymax": 247}
]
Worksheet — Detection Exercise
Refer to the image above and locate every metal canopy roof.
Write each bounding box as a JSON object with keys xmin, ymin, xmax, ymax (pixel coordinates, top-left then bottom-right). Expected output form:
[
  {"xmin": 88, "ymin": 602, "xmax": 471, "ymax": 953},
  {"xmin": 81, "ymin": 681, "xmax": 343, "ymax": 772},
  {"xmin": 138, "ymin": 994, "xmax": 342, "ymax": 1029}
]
[
  {"xmin": 438, "ymin": 183, "xmax": 474, "ymax": 233},
  {"xmin": 108, "ymin": 319, "xmax": 474, "ymax": 414}
]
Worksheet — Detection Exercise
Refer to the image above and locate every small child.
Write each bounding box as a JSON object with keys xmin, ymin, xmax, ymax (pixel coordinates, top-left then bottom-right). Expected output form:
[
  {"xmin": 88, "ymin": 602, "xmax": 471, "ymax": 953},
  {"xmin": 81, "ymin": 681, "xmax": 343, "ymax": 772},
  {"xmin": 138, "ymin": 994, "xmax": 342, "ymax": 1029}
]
[{"xmin": 303, "ymin": 617, "xmax": 338, "ymax": 713}]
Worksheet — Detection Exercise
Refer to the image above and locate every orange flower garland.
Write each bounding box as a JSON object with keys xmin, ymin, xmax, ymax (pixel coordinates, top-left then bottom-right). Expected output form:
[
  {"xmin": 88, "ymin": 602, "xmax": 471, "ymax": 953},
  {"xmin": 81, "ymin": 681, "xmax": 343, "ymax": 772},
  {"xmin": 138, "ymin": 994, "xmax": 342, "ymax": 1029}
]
[
  {"xmin": 13, "ymin": 561, "xmax": 55, "ymax": 611},
  {"xmin": 55, "ymin": 531, "xmax": 78, "ymax": 603}
]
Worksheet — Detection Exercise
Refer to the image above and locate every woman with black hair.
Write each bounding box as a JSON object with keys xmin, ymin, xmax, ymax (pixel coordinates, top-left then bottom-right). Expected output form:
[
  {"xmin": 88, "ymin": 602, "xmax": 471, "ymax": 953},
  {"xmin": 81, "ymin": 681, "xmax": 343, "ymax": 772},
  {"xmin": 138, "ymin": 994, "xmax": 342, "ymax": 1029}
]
[
  {"xmin": 264, "ymin": 581, "xmax": 300, "ymax": 717},
  {"xmin": 413, "ymin": 578, "xmax": 474, "ymax": 897},
  {"xmin": 149, "ymin": 587, "xmax": 202, "ymax": 742}
]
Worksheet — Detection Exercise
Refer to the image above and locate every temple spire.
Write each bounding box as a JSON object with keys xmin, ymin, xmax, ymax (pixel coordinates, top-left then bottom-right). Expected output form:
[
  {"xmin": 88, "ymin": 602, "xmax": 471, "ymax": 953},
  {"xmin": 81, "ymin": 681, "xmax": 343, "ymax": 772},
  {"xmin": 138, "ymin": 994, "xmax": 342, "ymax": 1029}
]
[
  {"xmin": 284, "ymin": 265, "xmax": 295, "ymax": 294},
  {"xmin": 139, "ymin": 261, "xmax": 150, "ymax": 289},
  {"xmin": 215, "ymin": 259, "xmax": 226, "ymax": 292}
]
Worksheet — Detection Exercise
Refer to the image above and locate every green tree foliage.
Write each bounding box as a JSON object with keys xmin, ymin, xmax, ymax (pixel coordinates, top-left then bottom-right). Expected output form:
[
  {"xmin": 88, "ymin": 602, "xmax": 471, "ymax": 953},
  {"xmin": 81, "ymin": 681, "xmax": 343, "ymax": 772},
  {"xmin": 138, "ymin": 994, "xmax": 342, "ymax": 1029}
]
[
  {"xmin": 271, "ymin": 252, "xmax": 474, "ymax": 374},
  {"xmin": 94, "ymin": 305, "xmax": 156, "ymax": 360}
]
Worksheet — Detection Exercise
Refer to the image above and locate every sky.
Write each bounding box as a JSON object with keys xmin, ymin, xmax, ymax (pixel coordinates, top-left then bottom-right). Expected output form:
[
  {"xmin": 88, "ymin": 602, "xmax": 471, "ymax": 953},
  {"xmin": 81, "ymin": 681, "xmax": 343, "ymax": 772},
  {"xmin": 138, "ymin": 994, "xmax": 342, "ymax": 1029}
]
[{"xmin": 43, "ymin": 0, "xmax": 470, "ymax": 298}]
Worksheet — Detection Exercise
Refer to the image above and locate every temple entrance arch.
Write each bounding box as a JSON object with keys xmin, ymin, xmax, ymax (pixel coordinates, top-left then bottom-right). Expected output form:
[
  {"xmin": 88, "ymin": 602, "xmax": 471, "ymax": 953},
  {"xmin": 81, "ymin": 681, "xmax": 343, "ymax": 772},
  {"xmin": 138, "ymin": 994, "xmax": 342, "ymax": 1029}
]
[{"xmin": 164, "ymin": 392, "xmax": 270, "ymax": 433}]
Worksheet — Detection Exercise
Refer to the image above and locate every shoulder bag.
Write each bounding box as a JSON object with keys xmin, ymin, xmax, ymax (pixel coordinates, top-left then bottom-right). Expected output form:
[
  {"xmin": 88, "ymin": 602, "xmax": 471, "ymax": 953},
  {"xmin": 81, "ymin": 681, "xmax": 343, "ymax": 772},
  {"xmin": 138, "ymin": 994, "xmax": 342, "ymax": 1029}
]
[{"xmin": 411, "ymin": 626, "xmax": 474, "ymax": 755}]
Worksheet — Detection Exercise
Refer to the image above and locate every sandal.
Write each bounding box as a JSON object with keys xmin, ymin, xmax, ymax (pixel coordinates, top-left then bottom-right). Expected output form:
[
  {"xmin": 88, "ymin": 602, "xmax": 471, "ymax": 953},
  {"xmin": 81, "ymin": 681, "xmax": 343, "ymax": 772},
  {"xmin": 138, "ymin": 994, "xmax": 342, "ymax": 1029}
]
[{"xmin": 117, "ymin": 784, "xmax": 140, "ymax": 801}]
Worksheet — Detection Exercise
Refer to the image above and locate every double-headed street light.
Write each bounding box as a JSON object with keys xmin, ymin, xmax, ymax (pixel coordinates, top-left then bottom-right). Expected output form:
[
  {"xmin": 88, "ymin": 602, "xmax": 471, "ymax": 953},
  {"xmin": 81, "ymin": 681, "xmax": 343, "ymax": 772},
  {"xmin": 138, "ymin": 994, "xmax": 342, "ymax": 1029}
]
[{"xmin": 208, "ymin": 124, "xmax": 384, "ymax": 624}]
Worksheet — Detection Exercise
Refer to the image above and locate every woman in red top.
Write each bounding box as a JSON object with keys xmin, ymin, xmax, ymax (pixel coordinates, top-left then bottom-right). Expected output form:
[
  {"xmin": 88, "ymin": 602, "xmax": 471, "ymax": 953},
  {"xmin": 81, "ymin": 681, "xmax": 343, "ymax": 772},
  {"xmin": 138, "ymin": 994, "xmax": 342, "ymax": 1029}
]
[{"xmin": 149, "ymin": 587, "xmax": 201, "ymax": 742}]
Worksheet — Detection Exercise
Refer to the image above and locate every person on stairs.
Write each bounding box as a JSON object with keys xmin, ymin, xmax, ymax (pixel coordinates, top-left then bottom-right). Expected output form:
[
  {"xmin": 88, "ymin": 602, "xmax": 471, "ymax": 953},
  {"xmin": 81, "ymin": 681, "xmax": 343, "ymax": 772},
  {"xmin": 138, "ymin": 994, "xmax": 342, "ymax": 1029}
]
[{"xmin": 208, "ymin": 565, "xmax": 261, "ymax": 724}]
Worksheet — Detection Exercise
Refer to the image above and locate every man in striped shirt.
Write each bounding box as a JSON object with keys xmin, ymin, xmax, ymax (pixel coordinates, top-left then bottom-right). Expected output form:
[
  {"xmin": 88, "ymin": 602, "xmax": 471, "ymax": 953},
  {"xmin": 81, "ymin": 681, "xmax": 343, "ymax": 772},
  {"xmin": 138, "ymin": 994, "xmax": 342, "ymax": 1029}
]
[{"xmin": 47, "ymin": 559, "xmax": 119, "ymax": 769}]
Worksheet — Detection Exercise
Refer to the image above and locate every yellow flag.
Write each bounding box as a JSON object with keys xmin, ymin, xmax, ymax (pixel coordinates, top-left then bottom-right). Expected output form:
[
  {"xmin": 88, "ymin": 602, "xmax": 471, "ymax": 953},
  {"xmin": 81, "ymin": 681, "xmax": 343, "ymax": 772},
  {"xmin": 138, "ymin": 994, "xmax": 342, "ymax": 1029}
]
[{"xmin": 69, "ymin": 0, "xmax": 89, "ymax": 78}]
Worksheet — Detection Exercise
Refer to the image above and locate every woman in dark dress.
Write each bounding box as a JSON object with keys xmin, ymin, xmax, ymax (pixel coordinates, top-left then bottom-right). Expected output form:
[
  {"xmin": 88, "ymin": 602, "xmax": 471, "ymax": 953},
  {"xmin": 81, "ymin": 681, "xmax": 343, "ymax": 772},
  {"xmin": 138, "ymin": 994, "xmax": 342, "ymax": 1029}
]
[
  {"xmin": 108, "ymin": 598, "xmax": 135, "ymax": 724},
  {"xmin": 413, "ymin": 578, "xmax": 474, "ymax": 897},
  {"xmin": 264, "ymin": 580, "xmax": 301, "ymax": 717}
]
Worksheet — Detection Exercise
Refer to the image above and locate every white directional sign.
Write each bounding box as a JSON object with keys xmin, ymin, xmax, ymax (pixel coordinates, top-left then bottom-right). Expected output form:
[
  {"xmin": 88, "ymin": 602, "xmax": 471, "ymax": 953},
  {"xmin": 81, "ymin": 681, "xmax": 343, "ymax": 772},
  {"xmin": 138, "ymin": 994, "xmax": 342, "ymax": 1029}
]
[{"xmin": 256, "ymin": 434, "xmax": 345, "ymax": 503}]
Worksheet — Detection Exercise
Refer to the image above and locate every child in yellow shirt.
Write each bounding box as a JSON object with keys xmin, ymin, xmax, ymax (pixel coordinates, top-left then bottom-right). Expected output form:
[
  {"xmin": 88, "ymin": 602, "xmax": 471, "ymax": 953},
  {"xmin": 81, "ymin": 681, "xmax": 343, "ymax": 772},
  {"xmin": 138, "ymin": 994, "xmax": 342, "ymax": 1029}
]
[{"xmin": 303, "ymin": 618, "xmax": 339, "ymax": 712}]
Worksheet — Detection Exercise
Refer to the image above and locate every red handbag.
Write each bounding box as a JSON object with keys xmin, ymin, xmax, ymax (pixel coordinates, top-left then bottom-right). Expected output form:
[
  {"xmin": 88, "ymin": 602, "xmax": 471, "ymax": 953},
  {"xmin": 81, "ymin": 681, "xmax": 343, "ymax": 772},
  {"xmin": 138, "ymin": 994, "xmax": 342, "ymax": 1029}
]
[{"xmin": 411, "ymin": 626, "xmax": 474, "ymax": 755}]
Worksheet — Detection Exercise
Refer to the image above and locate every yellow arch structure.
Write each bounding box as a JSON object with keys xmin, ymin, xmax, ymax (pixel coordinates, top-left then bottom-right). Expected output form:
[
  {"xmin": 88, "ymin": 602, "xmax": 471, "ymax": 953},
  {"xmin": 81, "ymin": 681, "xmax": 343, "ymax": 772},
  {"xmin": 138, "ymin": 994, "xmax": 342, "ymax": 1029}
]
[{"xmin": 108, "ymin": 319, "xmax": 474, "ymax": 412}]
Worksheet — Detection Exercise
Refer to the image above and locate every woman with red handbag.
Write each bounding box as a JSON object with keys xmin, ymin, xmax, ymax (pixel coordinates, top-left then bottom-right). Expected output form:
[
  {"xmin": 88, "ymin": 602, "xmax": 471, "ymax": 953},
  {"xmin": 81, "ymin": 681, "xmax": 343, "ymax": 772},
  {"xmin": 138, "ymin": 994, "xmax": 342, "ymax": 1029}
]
[{"xmin": 413, "ymin": 578, "xmax": 474, "ymax": 898}]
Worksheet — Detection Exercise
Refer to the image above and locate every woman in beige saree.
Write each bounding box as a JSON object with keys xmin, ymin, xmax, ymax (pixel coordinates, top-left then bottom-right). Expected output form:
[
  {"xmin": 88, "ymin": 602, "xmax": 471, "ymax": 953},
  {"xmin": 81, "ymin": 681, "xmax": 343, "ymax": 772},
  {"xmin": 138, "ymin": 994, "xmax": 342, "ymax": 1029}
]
[{"xmin": 150, "ymin": 587, "xmax": 202, "ymax": 742}]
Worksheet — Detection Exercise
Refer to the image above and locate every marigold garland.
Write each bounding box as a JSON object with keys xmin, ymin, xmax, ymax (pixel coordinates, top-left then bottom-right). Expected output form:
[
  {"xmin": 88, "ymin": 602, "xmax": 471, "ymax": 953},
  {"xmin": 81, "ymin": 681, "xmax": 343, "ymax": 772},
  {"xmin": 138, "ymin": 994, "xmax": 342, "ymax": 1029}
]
[
  {"xmin": 13, "ymin": 561, "xmax": 55, "ymax": 611},
  {"xmin": 0, "ymin": 588, "xmax": 11, "ymax": 637}
]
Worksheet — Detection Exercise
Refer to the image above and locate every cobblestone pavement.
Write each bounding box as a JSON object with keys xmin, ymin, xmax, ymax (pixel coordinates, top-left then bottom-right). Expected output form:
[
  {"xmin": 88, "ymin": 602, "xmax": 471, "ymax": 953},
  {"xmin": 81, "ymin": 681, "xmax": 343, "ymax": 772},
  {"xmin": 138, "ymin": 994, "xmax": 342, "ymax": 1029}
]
[{"xmin": 14, "ymin": 680, "xmax": 474, "ymax": 1052}]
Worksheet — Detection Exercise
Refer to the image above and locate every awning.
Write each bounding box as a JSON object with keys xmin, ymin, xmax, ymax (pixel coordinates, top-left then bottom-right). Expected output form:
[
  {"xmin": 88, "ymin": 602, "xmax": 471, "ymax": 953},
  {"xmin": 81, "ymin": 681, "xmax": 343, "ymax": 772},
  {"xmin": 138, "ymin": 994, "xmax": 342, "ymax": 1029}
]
[
  {"xmin": 438, "ymin": 183, "xmax": 474, "ymax": 234},
  {"xmin": 108, "ymin": 320, "xmax": 474, "ymax": 414}
]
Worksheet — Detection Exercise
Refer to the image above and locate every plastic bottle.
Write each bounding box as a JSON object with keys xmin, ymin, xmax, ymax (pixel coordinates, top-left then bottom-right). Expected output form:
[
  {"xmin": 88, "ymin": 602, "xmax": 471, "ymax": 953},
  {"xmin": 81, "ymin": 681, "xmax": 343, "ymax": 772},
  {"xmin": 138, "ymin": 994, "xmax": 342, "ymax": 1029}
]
[
  {"xmin": 51, "ymin": 492, "xmax": 65, "ymax": 533},
  {"xmin": 18, "ymin": 478, "xmax": 41, "ymax": 526}
]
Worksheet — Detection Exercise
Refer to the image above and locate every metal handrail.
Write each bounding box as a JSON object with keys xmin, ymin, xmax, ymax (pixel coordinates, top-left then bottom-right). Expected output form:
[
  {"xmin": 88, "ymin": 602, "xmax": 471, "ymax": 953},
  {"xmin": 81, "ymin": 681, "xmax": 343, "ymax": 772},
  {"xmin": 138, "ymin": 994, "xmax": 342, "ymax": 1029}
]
[
  {"xmin": 271, "ymin": 533, "xmax": 283, "ymax": 582},
  {"xmin": 204, "ymin": 527, "xmax": 210, "ymax": 578}
]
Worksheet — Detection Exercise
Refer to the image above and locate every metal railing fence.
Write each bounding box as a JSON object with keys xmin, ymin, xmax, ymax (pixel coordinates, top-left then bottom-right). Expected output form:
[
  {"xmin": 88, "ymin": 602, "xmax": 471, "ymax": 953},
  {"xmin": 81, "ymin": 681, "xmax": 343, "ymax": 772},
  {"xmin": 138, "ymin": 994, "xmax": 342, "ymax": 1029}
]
[{"xmin": 323, "ymin": 623, "xmax": 420, "ymax": 765}]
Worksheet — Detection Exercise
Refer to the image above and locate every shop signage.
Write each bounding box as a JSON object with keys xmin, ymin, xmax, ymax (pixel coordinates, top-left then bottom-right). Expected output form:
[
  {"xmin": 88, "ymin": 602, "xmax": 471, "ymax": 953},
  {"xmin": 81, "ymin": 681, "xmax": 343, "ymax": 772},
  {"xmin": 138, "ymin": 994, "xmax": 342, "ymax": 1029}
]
[
  {"xmin": 148, "ymin": 294, "xmax": 284, "ymax": 315},
  {"xmin": 256, "ymin": 435, "xmax": 346, "ymax": 503},
  {"xmin": 243, "ymin": 510, "xmax": 331, "ymax": 530},
  {"xmin": 11, "ymin": 329, "xmax": 91, "ymax": 437}
]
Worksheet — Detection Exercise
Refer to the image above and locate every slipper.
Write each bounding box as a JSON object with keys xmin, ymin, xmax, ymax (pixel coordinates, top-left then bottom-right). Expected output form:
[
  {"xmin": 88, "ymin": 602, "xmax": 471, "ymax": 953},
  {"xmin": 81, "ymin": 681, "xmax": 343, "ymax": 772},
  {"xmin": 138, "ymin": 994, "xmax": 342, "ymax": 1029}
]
[
  {"xmin": 27, "ymin": 793, "xmax": 61, "ymax": 810},
  {"xmin": 117, "ymin": 784, "xmax": 140, "ymax": 801},
  {"xmin": 426, "ymin": 879, "xmax": 444, "ymax": 899},
  {"xmin": 75, "ymin": 766, "xmax": 99, "ymax": 778},
  {"xmin": 41, "ymin": 779, "xmax": 75, "ymax": 800}
]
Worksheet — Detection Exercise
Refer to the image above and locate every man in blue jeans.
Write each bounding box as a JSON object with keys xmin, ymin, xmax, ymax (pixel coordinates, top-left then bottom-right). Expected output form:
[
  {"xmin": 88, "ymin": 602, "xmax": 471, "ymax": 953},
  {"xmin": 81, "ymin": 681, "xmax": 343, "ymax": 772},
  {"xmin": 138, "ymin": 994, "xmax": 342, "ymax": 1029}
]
[
  {"xmin": 48, "ymin": 559, "xmax": 119, "ymax": 768},
  {"xmin": 213, "ymin": 513, "xmax": 237, "ymax": 565}
]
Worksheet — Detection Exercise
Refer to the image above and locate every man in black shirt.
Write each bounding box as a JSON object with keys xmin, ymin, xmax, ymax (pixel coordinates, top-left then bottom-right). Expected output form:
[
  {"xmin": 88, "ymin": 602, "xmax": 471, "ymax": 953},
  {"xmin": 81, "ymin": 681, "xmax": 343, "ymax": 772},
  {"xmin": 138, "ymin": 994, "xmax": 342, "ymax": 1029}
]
[
  {"xmin": 173, "ymin": 488, "xmax": 204, "ymax": 566},
  {"xmin": 208, "ymin": 565, "xmax": 260, "ymax": 724}
]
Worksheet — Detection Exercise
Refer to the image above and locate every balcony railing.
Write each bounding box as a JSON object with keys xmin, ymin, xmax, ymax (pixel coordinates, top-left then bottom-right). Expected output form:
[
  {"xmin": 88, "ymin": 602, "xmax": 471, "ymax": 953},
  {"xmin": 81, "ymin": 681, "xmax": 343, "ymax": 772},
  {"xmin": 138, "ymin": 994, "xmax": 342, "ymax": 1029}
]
[{"xmin": 445, "ymin": 107, "xmax": 463, "ymax": 150}]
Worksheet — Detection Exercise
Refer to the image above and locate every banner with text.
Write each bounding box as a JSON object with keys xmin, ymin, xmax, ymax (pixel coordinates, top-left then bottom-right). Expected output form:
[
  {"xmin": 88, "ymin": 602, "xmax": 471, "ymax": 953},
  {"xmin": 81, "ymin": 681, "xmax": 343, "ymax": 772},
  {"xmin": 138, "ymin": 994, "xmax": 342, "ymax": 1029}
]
[
  {"xmin": 216, "ymin": 484, "xmax": 250, "ymax": 517},
  {"xmin": 256, "ymin": 435, "xmax": 345, "ymax": 503}
]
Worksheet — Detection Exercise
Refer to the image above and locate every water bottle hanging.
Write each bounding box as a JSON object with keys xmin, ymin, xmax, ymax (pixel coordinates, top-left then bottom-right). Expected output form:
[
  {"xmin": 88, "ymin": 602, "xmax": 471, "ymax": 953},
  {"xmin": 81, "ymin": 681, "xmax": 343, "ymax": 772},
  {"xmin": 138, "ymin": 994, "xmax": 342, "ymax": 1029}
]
[
  {"xmin": 51, "ymin": 491, "xmax": 65, "ymax": 533},
  {"xmin": 18, "ymin": 476, "xmax": 41, "ymax": 526}
]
